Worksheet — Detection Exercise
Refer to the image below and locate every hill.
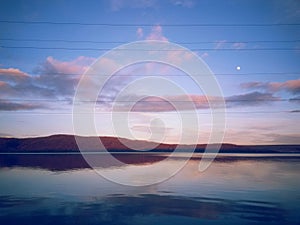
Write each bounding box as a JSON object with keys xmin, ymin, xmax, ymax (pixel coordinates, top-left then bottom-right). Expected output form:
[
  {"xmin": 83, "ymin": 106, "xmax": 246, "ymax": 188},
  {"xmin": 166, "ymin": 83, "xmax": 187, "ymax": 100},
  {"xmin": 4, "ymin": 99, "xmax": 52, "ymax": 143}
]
[{"xmin": 0, "ymin": 135, "xmax": 299, "ymax": 153}]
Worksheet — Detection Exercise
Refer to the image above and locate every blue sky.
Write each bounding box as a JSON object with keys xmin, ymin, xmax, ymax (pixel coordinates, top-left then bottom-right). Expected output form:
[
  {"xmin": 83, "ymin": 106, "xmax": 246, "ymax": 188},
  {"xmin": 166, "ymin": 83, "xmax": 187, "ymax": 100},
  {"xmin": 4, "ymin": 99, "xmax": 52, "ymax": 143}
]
[{"xmin": 0, "ymin": 0, "xmax": 299, "ymax": 145}]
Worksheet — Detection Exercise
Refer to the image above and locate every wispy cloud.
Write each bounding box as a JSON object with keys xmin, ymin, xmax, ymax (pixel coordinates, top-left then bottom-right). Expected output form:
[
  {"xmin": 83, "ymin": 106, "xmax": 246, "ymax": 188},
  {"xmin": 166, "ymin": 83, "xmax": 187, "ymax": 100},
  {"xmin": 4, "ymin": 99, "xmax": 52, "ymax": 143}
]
[
  {"xmin": 109, "ymin": 0, "xmax": 196, "ymax": 11},
  {"xmin": 268, "ymin": 133, "xmax": 300, "ymax": 144},
  {"xmin": 290, "ymin": 109, "xmax": 300, "ymax": 113},
  {"xmin": 110, "ymin": 94, "xmax": 216, "ymax": 112},
  {"xmin": 214, "ymin": 40, "xmax": 227, "ymax": 50},
  {"xmin": 201, "ymin": 52, "xmax": 209, "ymax": 59},
  {"xmin": 0, "ymin": 99, "xmax": 45, "ymax": 111},
  {"xmin": 232, "ymin": 42, "xmax": 246, "ymax": 49},
  {"xmin": 110, "ymin": 0, "xmax": 158, "ymax": 11},
  {"xmin": 289, "ymin": 96, "xmax": 300, "ymax": 103},
  {"xmin": 226, "ymin": 91, "xmax": 280, "ymax": 106},
  {"xmin": 170, "ymin": 0, "xmax": 196, "ymax": 8},
  {"xmin": 241, "ymin": 79, "xmax": 300, "ymax": 95}
]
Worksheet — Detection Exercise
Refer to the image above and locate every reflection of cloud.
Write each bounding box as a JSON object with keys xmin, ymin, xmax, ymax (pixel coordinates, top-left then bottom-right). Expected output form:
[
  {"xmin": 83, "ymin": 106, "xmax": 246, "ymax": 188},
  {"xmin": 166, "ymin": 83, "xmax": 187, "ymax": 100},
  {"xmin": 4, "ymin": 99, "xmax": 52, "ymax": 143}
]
[
  {"xmin": 226, "ymin": 91, "xmax": 280, "ymax": 106},
  {"xmin": 241, "ymin": 79, "xmax": 300, "ymax": 95}
]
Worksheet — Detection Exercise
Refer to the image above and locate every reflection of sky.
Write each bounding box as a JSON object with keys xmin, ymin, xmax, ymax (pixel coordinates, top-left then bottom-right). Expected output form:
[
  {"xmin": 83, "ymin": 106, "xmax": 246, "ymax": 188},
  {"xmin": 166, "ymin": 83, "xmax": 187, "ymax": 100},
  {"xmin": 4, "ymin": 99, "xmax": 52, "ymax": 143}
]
[
  {"xmin": 1, "ymin": 158, "xmax": 300, "ymax": 201},
  {"xmin": 0, "ymin": 158, "xmax": 300, "ymax": 224}
]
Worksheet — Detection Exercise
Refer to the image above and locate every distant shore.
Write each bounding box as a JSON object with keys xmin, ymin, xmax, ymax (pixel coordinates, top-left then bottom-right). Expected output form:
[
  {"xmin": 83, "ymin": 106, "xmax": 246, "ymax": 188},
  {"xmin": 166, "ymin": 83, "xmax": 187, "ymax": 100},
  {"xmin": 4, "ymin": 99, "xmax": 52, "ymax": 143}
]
[{"xmin": 0, "ymin": 134, "xmax": 299, "ymax": 154}]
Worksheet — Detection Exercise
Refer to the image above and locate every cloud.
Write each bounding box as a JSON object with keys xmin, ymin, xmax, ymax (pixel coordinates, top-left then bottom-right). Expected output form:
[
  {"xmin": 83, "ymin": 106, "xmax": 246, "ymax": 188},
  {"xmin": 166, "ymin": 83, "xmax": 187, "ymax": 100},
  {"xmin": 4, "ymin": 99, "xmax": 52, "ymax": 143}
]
[
  {"xmin": 232, "ymin": 42, "xmax": 246, "ymax": 49},
  {"xmin": 34, "ymin": 56, "xmax": 95, "ymax": 96},
  {"xmin": 101, "ymin": 91, "xmax": 281, "ymax": 113},
  {"xmin": 170, "ymin": 0, "xmax": 196, "ymax": 8},
  {"xmin": 0, "ymin": 69, "xmax": 54, "ymax": 98},
  {"xmin": 146, "ymin": 25, "xmax": 168, "ymax": 41},
  {"xmin": 110, "ymin": 94, "xmax": 225, "ymax": 112},
  {"xmin": 226, "ymin": 91, "xmax": 280, "ymax": 106},
  {"xmin": 290, "ymin": 109, "xmax": 300, "ymax": 113},
  {"xmin": 201, "ymin": 52, "xmax": 209, "ymax": 58},
  {"xmin": 136, "ymin": 27, "xmax": 144, "ymax": 39},
  {"xmin": 273, "ymin": 0, "xmax": 300, "ymax": 22},
  {"xmin": 109, "ymin": 0, "xmax": 195, "ymax": 11},
  {"xmin": 241, "ymin": 79, "xmax": 300, "ymax": 95},
  {"xmin": 214, "ymin": 40, "xmax": 227, "ymax": 50},
  {"xmin": 268, "ymin": 133, "xmax": 300, "ymax": 144},
  {"xmin": 110, "ymin": 0, "xmax": 158, "ymax": 11},
  {"xmin": 0, "ymin": 68, "xmax": 29, "ymax": 83},
  {"xmin": 0, "ymin": 56, "xmax": 95, "ymax": 110},
  {"xmin": 289, "ymin": 96, "xmax": 300, "ymax": 103},
  {"xmin": 0, "ymin": 99, "xmax": 45, "ymax": 111}
]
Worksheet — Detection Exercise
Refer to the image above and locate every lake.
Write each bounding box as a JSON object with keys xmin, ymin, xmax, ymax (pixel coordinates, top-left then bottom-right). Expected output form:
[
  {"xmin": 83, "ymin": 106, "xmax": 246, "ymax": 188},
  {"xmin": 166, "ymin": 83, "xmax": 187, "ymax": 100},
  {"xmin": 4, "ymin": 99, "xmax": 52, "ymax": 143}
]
[{"xmin": 0, "ymin": 153, "xmax": 300, "ymax": 225}]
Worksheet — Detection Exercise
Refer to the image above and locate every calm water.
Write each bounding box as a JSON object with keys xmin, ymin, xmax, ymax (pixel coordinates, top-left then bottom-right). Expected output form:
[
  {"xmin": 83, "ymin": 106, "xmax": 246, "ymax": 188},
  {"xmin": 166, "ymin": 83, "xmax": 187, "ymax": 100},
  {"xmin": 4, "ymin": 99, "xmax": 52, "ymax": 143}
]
[{"xmin": 0, "ymin": 154, "xmax": 300, "ymax": 225}]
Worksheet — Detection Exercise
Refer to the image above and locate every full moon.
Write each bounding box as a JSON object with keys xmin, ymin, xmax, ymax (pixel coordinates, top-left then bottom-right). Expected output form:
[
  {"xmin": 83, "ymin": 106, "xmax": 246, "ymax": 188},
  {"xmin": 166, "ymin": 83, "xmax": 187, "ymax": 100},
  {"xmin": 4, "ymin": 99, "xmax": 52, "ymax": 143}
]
[{"xmin": 236, "ymin": 66, "xmax": 241, "ymax": 71}]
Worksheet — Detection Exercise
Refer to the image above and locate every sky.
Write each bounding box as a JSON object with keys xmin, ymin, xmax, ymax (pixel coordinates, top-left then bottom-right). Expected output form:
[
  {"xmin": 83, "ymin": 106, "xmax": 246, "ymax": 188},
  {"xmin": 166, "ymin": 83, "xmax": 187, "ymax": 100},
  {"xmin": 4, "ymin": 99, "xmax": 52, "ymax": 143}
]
[{"xmin": 0, "ymin": 0, "xmax": 299, "ymax": 145}]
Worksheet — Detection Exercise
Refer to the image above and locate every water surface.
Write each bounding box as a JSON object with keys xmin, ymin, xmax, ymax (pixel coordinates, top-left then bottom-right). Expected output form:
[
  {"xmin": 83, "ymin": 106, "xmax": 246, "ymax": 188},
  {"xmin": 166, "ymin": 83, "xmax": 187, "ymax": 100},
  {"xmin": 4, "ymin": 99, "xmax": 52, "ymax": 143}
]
[{"xmin": 0, "ymin": 154, "xmax": 299, "ymax": 224}]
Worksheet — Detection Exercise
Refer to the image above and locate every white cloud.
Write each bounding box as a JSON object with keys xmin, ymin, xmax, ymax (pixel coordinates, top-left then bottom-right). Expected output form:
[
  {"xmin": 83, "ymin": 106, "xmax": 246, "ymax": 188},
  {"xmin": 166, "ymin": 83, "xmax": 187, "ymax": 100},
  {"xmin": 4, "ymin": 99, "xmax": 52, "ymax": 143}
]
[
  {"xmin": 214, "ymin": 40, "xmax": 227, "ymax": 50},
  {"xmin": 232, "ymin": 42, "xmax": 246, "ymax": 49}
]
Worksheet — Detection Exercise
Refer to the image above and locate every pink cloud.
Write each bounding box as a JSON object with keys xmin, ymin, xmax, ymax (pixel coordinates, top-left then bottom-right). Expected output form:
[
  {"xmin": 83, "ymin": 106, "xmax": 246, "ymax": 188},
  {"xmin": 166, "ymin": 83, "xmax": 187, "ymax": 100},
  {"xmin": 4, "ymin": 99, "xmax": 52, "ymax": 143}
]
[
  {"xmin": 45, "ymin": 56, "xmax": 95, "ymax": 75},
  {"xmin": 0, "ymin": 68, "xmax": 29, "ymax": 83},
  {"xmin": 114, "ymin": 94, "xmax": 222, "ymax": 112},
  {"xmin": 136, "ymin": 27, "xmax": 144, "ymax": 39},
  {"xmin": 241, "ymin": 79, "xmax": 300, "ymax": 94},
  {"xmin": 146, "ymin": 25, "xmax": 168, "ymax": 41},
  {"xmin": 0, "ymin": 56, "xmax": 97, "ymax": 101}
]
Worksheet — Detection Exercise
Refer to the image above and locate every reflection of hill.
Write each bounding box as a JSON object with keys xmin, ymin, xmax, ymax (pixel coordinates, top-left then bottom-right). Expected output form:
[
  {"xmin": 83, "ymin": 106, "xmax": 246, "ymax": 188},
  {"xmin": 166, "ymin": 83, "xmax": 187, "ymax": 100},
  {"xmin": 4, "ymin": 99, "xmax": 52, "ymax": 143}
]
[
  {"xmin": 0, "ymin": 154, "xmax": 169, "ymax": 171},
  {"xmin": 1, "ymin": 153, "xmax": 299, "ymax": 172},
  {"xmin": 0, "ymin": 134, "xmax": 299, "ymax": 153}
]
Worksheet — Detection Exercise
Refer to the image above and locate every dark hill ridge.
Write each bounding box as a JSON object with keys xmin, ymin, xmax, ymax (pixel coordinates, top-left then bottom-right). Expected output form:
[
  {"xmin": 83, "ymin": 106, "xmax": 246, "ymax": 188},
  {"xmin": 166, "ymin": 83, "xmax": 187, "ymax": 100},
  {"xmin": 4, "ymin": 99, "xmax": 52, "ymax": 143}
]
[{"xmin": 0, "ymin": 134, "xmax": 299, "ymax": 153}]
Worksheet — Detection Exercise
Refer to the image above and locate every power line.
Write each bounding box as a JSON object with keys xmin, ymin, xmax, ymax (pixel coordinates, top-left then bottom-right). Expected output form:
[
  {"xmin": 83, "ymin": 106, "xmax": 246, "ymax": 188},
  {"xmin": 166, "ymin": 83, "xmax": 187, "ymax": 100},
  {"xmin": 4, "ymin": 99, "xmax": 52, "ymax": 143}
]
[
  {"xmin": 24, "ymin": 72, "xmax": 299, "ymax": 76},
  {"xmin": 0, "ymin": 110, "xmax": 295, "ymax": 115},
  {"xmin": 0, "ymin": 45, "xmax": 297, "ymax": 51},
  {"xmin": 1, "ymin": 37, "xmax": 299, "ymax": 44},
  {"xmin": 0, "ymin": 20, "xmax": 300, "ymax": 27},
  {"xmin": 0, "ymin": 98, "xmax": 295, "ymax": 102}
]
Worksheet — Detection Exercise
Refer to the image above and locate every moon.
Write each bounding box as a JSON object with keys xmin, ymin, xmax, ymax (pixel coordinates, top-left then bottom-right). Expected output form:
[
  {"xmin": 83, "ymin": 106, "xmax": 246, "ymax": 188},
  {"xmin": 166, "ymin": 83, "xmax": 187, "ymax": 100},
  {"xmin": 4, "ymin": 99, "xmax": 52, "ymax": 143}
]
[{"xmin": 236, "ymin": 66, "xmax": 241, "ymax": 71}]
